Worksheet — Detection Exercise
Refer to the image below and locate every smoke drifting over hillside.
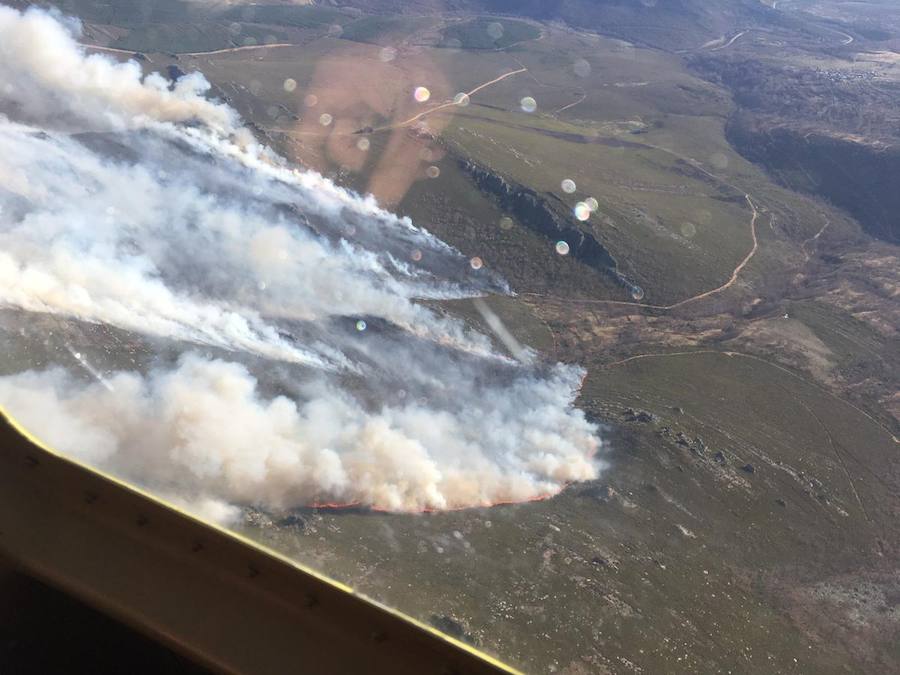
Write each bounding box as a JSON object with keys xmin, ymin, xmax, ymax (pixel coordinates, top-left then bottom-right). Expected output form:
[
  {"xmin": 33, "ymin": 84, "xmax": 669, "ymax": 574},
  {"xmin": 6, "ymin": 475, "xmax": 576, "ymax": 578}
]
[{"xmin": 0, "ymin": 6, "xmax": 601, "ymax": 518}]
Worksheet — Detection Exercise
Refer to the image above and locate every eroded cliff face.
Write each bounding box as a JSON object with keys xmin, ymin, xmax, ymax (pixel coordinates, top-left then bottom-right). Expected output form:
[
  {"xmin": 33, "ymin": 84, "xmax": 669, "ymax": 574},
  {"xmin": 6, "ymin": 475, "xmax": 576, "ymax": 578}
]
[
  {"xmin": 728, "ymin": 119, "xmax": 900, "ymax": 244},
  {"xmin": 458, "ymin": 159, "xmax": 641, "ymax": 292}
]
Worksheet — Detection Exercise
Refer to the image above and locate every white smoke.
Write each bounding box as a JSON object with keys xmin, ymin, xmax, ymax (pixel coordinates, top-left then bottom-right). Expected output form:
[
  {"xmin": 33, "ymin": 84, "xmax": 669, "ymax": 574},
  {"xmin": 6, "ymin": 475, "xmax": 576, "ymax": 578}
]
[
  {"xmin": 0, "ymin": 5, "xmax": 237, "ymax": 133},
  {"xmin": 0, "ymin": 5, "xmax": 602, "ymax": 518},
  {"xmin": 0, "ymin": 356, "xmax": 598, "ymax": 513}
]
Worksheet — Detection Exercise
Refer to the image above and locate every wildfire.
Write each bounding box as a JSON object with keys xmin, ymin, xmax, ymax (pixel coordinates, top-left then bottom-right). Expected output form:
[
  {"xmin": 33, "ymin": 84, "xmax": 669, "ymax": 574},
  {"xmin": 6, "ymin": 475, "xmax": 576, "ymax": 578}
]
[{"xmin": 306, "ymin": 485, "xmax": 568, "ymax": 514}]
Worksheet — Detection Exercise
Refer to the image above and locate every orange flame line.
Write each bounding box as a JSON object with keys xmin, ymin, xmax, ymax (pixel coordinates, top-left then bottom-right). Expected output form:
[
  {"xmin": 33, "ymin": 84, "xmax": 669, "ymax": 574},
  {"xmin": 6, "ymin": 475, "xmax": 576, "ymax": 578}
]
[{"xmin": 306, "ymin": 485, "xmax": 568, "ymax": 514}]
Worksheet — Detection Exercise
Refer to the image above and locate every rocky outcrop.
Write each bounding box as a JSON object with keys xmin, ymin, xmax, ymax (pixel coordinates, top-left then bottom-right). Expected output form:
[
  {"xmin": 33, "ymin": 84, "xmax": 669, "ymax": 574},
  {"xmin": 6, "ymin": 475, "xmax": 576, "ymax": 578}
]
[{"xmin": 458, "ymin": 159, "xmax": 640, "ymax": 290}]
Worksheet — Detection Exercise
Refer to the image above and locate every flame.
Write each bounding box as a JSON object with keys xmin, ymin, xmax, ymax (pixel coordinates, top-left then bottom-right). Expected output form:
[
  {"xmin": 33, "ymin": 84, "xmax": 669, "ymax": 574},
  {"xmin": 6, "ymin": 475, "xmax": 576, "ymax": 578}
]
[{"xmin": 306, "ymin": 485, "xmax": 568, "ymax": 514}]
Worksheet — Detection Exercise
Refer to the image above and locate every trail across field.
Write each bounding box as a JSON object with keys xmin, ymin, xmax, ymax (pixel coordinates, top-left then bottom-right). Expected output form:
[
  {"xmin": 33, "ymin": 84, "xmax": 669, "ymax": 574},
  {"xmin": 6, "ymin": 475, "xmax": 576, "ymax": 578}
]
[
  {"xmin": 709, "ymin": 30, "xmax": 748, "ymax": 51},
  {"xmin": 554, "ymin": 93, "xmax": 587, "ymax": 114},
  {"xmin": 83, "ymin": 42, "xmax": 296, "ymax": 57},
  {"xmin": 375, "ymin": 67, "xmax": 529, "ymax": 133},
  {"xmin": 524, "ymin": 194, "xmax": 760, "ymax": 311},
  {"xmin": 268, "ymin": 66, "xmax": 529, "ymax": 137}
]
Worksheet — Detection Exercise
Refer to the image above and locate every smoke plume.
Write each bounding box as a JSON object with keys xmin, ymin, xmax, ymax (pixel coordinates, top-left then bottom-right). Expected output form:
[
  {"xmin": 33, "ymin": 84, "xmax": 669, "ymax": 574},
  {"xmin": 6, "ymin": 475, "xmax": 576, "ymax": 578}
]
[{"xmin": 0, "ymin": 6, "xmax": 601, "ymax": 519}]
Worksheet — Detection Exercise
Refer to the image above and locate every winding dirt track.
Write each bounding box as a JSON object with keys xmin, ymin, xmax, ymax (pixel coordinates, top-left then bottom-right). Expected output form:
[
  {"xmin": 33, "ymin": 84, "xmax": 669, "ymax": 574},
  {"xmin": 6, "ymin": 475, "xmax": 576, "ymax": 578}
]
[
  {"xmin": 82, "ymin": 42, "xmax": 296, "ymax": 57},
  {"xmin": 666, "ymin": 195, "xmax": 759, "ymax": 309},
  {"xmin": 267, "ymin": 66, "xmax": 529, "ymax": 138},
  {"xmin": 524, "ymin": 194, "xmax": 760, "ymax": 311},
  {"xmin": 709, "ymin": 30, "xmax": 748, "ymax": 51},
  {"xmin": 378, "ymin": 67, "xmax": 528, "ymax": 132},
  {"xmin": 554, "ymin": 93, "xmax": 587, "ymax": 114},
  {"xmin": 801, "ymin": 216, "xmax": 830, "ymax": 262},
  {"xmin": 181, "ymin": 43, "xmax": 295, "ymax": 57},
  {"xmin": 82, "ymin": 44, "xmax": 139, "ymax": 55}
]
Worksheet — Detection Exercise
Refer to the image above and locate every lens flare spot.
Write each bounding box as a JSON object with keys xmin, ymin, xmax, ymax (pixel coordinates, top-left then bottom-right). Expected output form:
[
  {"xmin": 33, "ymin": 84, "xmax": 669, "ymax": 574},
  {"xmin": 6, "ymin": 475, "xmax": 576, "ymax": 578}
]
[
  {"xmin": 630, "ymin": 286, "xmax": 645, "ymax": 300},
  {"xmin": 585, "ymin": 197, "xmax": 599, "ymax": 212},
  {"xmin": 573, "ymin": 59, "xmax": 591, "ymax": 77},
  {"xmin": 520, "ymin": 96, "xmax": 537, "ymax": 113},
  {"xmin": 499, "ymin": 216, "xmax": 514, "ymax": 230},
  {"xmin": 453, "ymin": 92, "xmax": 470, "ymax": 107},
  {"xmin": 356, "ymin": 137, "xmax": 370, "ymax": 151},
  {"xmin": 469, "ymin": 256, "xmax": 484, "ymax": 270},
  {"xmin": 304, "ymin": 94, "xmax": 318, "ymax": 107},
  {"xmin": 414, "ymin": 86, "xmax": 431, "ymax": 103},
  {"xmin": 355, "ymin": 320, "xmax": 367, "ymax": 332},
  {"xmin": 487, "ymin": 22, "xmax": 504, "ymax": 39},
  {"xmin": 411, "ymin": 249, "xmax": 423, "ymax": 262},
  {"xmin": 555, "ymin": 240, "xmax": 570, "ymax": 256},
  {"xmin": 574, "ymin": 202, "xmax": 591, "ymax": 221},
  {"xmin": 283, "ymin": 78, "xmax": 297, "ymax": 92},
  {"xmin": 318, "ymin": 113, "xmax": 333, "ymax": 126},
  {"xmin": 710, "ymin": 152, "xmax": 729, "ymax": 170},
  {"xmin": 426, "ymin": 165, "xmax": 440, "ymax": 179},
  {"xmin": 561, "ymin": 178, "xmax": 577, "ymax": 194},
  {"xmin": 680, "ymin": 222, "xmax": 697, "ymax": 238}
]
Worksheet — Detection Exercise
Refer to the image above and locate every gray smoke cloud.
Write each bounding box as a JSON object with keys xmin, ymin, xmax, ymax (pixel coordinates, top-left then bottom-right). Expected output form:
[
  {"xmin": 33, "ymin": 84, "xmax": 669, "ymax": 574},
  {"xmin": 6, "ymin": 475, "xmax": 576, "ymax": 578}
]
[{"xmin": 0, "ymin": 5, "xmax": 601, "ymax": 518}]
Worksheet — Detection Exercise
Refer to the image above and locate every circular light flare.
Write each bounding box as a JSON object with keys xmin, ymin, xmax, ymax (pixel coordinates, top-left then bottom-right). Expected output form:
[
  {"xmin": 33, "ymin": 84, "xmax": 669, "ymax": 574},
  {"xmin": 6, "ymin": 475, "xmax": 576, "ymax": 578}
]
[
  {"xmin": 356, "ymin": 137, "xmax": 371, "ymax": 151},
  {"xmin": 469, "ymin": 256, "xmax": 484, "ymax": 270},
  {"xmin": 283, "ymin": 78, "xmax": 297, "ymax": 92},
  {"xmin": 585, "ymin": 197, "xmax": 599, "ymax": 212},
  {"xmin": 411, "ymin": 249, "xmax": 423, "ymax": 262},
  {"xmin": 426, "ymin": 165, "xmax": 441, "ymax": 179},
  {"xmin": 555, "ymin": 240, "xmax": 570, "ymax": 256},
  {"xmin": 710, "ymin": 152, "xmax": 729, "ymax": 169},
  {"xmin": 319, "ymin": 113, "xmax": 333, "ymax": 126},
  {"xmin": 574, "ymin": 202, "xmax": 591, "ymax": 221},
  {"xmin": 520, "ymin": 96, "xmax": 537, "ymax": 113},
  {"xmin": 561, "ymin": 178, "xmax": 577, "ymax": 194},
  {"xmin": 414, "ymin": 86, "xmax": 431, "ymax": 103},
  {"xmin": 355, "ymin": 320, "xmax": 367, "ymax": 332},
  {"xmin": 453, "ymin": 92, "xmax": 470, "ymax": 107}
]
